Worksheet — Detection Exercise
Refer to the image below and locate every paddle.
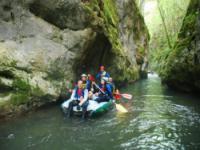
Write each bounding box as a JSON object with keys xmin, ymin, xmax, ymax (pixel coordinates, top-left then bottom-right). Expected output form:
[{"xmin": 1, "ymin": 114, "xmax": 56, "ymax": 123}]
[
  {"xmin": 93, "ymin": 83, "xmax": 128, "ymax": 113},
  {"xmin": 114, "ymin": 93, "xmax": 132, "ymax": 100}
]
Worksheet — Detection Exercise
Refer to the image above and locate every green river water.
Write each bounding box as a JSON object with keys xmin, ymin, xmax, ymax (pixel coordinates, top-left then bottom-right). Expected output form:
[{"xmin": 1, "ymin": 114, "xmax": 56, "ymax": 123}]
[{"xmin": 0, "ymin": 74, "xmax": 200, "ymax": 150}]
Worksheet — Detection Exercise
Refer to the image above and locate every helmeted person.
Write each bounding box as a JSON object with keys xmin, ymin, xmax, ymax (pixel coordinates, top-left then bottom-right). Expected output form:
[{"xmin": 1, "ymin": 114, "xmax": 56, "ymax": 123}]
[
  {"xmin": 81, "ymin": 73, "xmax": 91, "ymax": 91},
  {"xmin": 114, "ymin": 89, "xmax": 121, "ymax": 101},
  {"xmin": 107, "ymin": 77, "xmax": 115, "ymax": 93},
  {"xmin": 95, "ymin": 78, "xmax": 113, "ymax": 103},
  {"xmin": 88, "ymin": 74, "xmax": 95, "ymax": 82},
  {"xmin": 96, "ymin": 66, "xmax": 110, "ymax": 82},
  {"xmin": 66, "ymin": 80, "xmax": 89, "ymax": 119}
]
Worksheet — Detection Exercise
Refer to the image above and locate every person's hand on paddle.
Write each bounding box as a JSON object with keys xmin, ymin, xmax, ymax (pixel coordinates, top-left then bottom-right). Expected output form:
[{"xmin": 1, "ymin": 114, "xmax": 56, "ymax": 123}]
[{"xmin": 95, "ymin": 92, "xmax": 99, "ymax": 97}]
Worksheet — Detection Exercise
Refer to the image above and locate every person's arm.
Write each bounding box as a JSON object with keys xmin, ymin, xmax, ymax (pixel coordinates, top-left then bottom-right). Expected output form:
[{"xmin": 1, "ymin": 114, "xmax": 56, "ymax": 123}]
[
  {"xmin": 70, "ymin": 89, "xmax": 75, "ymax": 100},
  {"xmin": 79, "ymin": 89, "xmax": 88, "ymax": 106},
  {"xmin": 86, "ymin": 80, "xmax": 91, "ymax": 90},
  {"xmin": 96, "ymin": 72, "xmax": 101, "ymax": 80},
  {"xmin": 105, "ymin": 72, "xmax": 110, "ymax": 78},
  {"xmin": 106, "ymin": 84, "xmax": 113, "ymax": 99},
  {"xmin": 112, "ymin": 83, "xmax": 115, "ymax": 92}
]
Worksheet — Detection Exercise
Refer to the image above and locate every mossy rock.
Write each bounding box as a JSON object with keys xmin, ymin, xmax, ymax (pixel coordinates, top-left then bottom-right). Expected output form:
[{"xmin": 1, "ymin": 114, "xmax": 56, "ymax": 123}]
[
  {"xmin": 12, "ymin": 78, "xmax": 31, "ymax": 92},
  {"xmin": 10, "ymin": 92, "xmax": 30, "ymax": 106}
]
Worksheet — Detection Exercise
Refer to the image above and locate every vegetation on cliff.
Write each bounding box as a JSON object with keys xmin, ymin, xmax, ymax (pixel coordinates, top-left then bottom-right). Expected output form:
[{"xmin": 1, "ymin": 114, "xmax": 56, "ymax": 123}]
[
  {"xmin": 138, "ymin": 0, "xmax": 200, "ymax": 92},
  {"xmin": 157, "ymin": 0, "xmax": 200, "ymax": 92},
  {"xmin": 82, "ymin": 0, "xmax": 149, "ymax": 81}
]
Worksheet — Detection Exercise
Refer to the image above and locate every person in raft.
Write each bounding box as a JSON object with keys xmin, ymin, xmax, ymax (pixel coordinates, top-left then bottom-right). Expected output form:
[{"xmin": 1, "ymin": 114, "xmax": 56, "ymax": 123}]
[
  {"xmin": 107, "ymin": 77, "xmax": 115, "ymax": 94},
  {"xmin": 81, "ymin": 73, "xmax": 92, "ymax": 91},
  {"xmin": 95, "ymin": 78, "xmax": 113, "ymax": 103},
  {"xmin": 66, "ymin": 80, "xmax": 89, "ymax": 119},
  {"xmin": 88, "ymin": 91, "xmax": 98, "ymax": 100},
  {"xmin": 96, "ymin": 65, "xmax": 110, "ymax": 82}
]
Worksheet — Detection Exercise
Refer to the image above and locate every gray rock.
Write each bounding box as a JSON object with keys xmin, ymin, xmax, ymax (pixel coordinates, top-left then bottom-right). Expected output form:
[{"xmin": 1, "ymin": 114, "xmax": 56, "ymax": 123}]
[{"xmin": 29, "ymin": 0, "xmax": 89, "ymax": 30}]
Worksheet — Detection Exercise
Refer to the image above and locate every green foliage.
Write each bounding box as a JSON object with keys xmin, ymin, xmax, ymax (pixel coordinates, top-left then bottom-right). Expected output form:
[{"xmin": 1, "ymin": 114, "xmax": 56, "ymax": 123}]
[
  {"xmin": 12, "ymin": 78, "xmax": 31, "ymax": 92},
  {"xmin": 11, "ymin": 93, "xmax": 29, "ymax": 106},
  {"xmin": 101, "ymin": 0, "xmax": 124, "ymax": 55},
  {"xmin": 11, "ymin": 77, "xmax": 45, "ymax": 106},
  {"xmin": 143, "ymin": 0, "xmax": 190, "ymax": 71},
  {"xmin": 152, "ymin": 0, "xmax": 200, "ymax": 92},
  {"xmin": 11, "ymin": 78, "xmax": 31, "ymax": 105},
  {"xmin": 31, "ymin": 85, "xmax": 45, "ymax": 98},
  {"xmin": 83, "ymin": 0, "xmax": 124, "ymax": 55}
]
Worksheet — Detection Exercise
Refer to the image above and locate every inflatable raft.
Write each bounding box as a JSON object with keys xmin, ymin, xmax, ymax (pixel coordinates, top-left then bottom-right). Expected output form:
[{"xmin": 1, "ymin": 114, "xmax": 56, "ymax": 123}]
[{"xmin": 61, "ymin": 99, "xmax": 114, "ymax": 118}]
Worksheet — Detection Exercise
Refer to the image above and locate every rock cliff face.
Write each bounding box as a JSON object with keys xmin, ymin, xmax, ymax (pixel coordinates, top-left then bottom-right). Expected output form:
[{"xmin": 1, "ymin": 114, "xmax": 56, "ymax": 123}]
[
  {"xmin": 158, "ymin": 0, "xmax": 200, "ymax": 92},
  {"xmin": 0, "ymin": 0, "xmax": 148, "ymax": 117}
]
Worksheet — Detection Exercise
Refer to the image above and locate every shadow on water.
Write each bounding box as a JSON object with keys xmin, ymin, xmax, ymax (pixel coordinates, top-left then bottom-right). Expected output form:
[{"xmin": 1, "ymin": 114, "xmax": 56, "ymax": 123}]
[{"xmin": 0, "ymin": 73, "xmax": 200, "ymax": 150}]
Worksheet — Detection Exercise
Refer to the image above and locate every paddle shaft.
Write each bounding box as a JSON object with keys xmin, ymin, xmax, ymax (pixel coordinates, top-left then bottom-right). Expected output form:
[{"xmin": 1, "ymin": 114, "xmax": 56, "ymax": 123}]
[
  {"xmin": 93, "ymin": 83, "xmax": 106, "ymax": 95},
  {"xmin": 94, "ymin": 83, "xmax": 128, "ymax": 113}
]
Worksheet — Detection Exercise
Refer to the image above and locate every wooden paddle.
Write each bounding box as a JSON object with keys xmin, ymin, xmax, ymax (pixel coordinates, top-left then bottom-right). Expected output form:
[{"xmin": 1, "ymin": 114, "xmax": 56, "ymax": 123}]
[
  {"xmin": 93, "ymin": 83, "xmax": 128, "ymax": 113},
  {"xmin": 115, "ymin": 103, "xmax": 128, "ymax": 113}
]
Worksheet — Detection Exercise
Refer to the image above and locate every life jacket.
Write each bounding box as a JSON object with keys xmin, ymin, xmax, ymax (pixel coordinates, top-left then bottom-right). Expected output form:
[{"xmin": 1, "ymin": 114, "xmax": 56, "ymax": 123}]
[
  {"xmin": 82, "ymin": 81, "xmax": 87, "ymax": 89},
  {"xmin": 82, "ymin": 80, "xmax": 91, "ymax": 91},
  {"xmin": 89, "ymin": 75, "xmax": 95, "ymax": 81},
  {"xmin": 114, "ymin": 93, "xmax": 121, "ymax": 100},
  {"xmin": 100, "ymin": 84, "xmax": 106, "ymax": 92},
  {"xmin": 74, "ymin": 87, "xmax": 85, "ymax": 100},
  {"xmin": 105, "ymin": 83, "xmax": 113, "ymax": 99},
  {"xmin": 102, "ymin": 71, "xmax": 106, "ymax": 76},
  {"xmin": 107, "ymin": 82, "xmax": 114, "ymax": 93}
]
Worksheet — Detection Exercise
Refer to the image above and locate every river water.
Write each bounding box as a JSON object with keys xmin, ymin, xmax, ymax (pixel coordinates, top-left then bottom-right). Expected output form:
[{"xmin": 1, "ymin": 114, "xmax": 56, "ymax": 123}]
[{"xmin": 0, "ymin": 74, "xmax": 200, "ymax": 150}]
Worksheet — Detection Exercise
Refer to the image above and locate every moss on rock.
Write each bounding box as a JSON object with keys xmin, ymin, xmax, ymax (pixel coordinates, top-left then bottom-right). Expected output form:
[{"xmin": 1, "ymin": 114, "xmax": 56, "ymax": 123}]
[
  {"xmin": 82, "ymin": 0, "xmax": 148, "ymax": 82},
  {"xmin": 157, "ymin": 0, "xmax": 200, "ymax": 92}
]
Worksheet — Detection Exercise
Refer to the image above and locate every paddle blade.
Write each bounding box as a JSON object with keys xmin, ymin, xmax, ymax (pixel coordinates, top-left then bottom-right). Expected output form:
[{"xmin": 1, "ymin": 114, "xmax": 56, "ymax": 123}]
[
  {"xmin": 121, "ymin": 94, "xmax": 132, "ymax": 100},
  {"xmin": 115, "ymin": 103, "xmax": 128, "ymax": 113}
]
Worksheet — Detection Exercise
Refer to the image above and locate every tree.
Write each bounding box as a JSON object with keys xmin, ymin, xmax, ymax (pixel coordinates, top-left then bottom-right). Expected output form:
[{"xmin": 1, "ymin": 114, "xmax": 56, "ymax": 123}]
[{"xmin": 157, "ymin": 0, "xmax": 172, "ymax": 48}]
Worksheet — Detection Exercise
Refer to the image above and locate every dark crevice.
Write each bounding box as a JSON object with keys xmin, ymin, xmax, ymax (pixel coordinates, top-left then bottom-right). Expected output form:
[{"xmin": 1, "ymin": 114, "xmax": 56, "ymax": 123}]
[
  {"xmin": 0, "ymin": 86, "xmax": 13, "ymax": 93},
  {"xmin": 73, "ymin": 33, "xmax": 112, "ymax": 79},
  {"xmin": 0, "ymin": 70, "xmax": 15, "ymax": 79},
  {"xmin": 3, "ymin": 4, "xmax": 12, "ymax": 11}
]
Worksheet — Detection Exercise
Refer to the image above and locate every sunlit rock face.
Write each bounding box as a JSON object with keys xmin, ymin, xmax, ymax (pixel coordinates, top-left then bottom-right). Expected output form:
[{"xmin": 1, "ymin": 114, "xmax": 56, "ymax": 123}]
[
  {"xmin": 115, "ymin": 0, "xmax": 149, "ymax": 79},
  {"xmin": 158, "ymin": 0, "xmax": 200, "ymax": 92},
  {"xmin": 0, "ymin": 0, "xmax": 148, "ymax": 117}
]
